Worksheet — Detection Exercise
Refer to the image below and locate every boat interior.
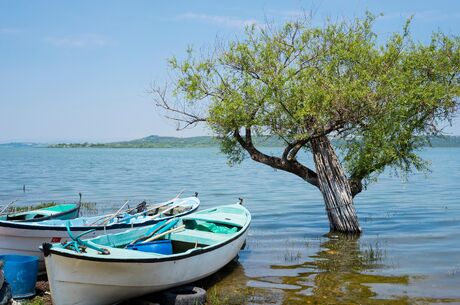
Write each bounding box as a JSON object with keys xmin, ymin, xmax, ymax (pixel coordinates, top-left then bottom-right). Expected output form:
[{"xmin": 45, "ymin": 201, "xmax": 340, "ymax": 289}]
[
  {"xmin": 92, "ymin": 220, "xmax": 241, "ymax": 253},
  {"xmin": 148, "ymin": 204, "xmax": 191, "ymax": 216},
  {"xmin": 26, "ymin": 200, "xmax": 196, "ymax": 227},
  {"xmin": 86, "ymin": 206, "xmax": 247, "ymax": 256}
]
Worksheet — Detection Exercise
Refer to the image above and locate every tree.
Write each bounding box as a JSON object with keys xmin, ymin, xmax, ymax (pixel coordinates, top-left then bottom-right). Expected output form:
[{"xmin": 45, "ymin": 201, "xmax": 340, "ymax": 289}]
[{"xmin": 153, "ymin": 13, "xmax": 460, "ymax": 234}]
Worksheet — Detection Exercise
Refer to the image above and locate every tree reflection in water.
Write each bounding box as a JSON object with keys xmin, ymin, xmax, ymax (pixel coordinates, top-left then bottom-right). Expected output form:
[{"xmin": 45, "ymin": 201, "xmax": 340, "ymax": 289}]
[
  {"xmin": 272, "ymin": 233, "xmax": 410, "ymax": 304},
  {"xmin": 196, "ymin": 234, "xmax": 459, "ymax": 304}
]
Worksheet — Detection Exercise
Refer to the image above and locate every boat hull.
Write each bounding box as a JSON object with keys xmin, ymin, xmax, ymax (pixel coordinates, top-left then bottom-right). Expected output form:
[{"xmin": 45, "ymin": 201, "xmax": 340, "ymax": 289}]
[
  {"xmin": 0, "ymin": 202, "xmax": 81, "ymax": 222},
  {"xmin": 0, "ymin": 225, "xmax": 126, "ymax": 270},
  {"xmin": 45, "ymin": 228, "xmax": 248, "ymax": 305},
  {"xmin": 50, "ymin": 206, "xmax": 80, "ymax": 221}
]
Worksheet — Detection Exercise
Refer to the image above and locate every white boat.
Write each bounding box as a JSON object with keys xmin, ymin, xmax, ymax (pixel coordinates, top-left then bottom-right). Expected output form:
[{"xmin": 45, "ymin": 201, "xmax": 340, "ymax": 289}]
[
  {"xmin": 42, "ymin": 203, "xmax": 251, "ymax": 305},
  {"xmin": 0, "ymin": 196, "xmax": 199, "ymax": 270}
]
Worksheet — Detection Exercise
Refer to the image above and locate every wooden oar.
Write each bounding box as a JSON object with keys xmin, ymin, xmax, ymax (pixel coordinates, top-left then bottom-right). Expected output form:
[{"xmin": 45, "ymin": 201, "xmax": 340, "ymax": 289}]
[
  {"xmin": 0, "ymin": 200, "xmax": 17, "ymax": 215},
  {"xmin": 124, "ymin": 189, "xmax": 185, "ymax": 216},
  {"xmin": 148, "ymin": 200, "xmax": 188, "ymax": 219},
  {"xmin": 89, "ymin": 191, "xmax": 188, "ymax": 227},
  {"xmin": 139, "ymin": 200, "xmax": 176, "ymax": 216},
  {"xmin": 116, "ymin": 197, "xmax": 187, "ymax": 225},
  {"xmin": 100, "ymin": 200, "xmax": 131, "ymax": 225},
  {"xmin": 88, "ymin": 200, "xmax": 130, "ymax": 226},
  {"xmin": 101, "ymin": 200, "xmax": 131, "ymax": 226},
  {"xmin": 142, "ymin": 225, "xmax": 185, "ymax": 243},
  {"xmin": 128, "ymin": 218, "xmax": 175, "ymax": 245},
  {"xmin": 137, "ymin": 190, "xmax": 186, "ymax": 215}
]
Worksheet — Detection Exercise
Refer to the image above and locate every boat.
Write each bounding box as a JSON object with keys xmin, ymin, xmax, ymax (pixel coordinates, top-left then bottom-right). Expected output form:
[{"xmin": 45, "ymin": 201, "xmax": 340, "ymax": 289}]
[
  {"xmin": 0, "ymin": 202, "xmax": 81, "ymax": 222},
  {"xmin": 42, "ymin": 202, "xmax": 250, "ymax": 305},
  {"xmin": 0, "ymin": 196, "xmax": 199, "ymax": 270}
]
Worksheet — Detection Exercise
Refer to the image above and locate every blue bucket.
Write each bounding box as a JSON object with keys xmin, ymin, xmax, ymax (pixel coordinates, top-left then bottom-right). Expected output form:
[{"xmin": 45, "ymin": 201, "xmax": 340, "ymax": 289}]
[
  {"xmin": 127, "ymin": 240, "xmax": 173, "ymax": 254},
  {"xmin": 0, "ymin": 255, "xmax": 38, "ymax": 298}
]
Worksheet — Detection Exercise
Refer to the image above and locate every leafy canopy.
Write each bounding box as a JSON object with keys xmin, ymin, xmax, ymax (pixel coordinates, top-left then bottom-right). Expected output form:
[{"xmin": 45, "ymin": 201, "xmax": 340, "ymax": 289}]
[{"xmin": 162, "ymin": 13, "xmax": 460, "ymax": 183}]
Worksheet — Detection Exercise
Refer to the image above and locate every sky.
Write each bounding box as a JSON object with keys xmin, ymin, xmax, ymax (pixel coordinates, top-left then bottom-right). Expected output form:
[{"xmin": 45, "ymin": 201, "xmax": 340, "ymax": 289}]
[{"xmin": 0, "ymin": 0, "xmax": 459, "ymax": 143}]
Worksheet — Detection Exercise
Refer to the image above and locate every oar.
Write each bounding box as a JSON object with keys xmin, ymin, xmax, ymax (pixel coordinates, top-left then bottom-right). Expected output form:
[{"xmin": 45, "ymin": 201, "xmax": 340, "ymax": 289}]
[
  {"xmin": 139, "ymin": 199, "xmax": 176, "ymax": 216},
  {"xmin": 115, "ymin": 198, "xmax": 187, "ymax": 225},
  {"xmin": 142, "ymin": 225, "xmax": 185, "ymax": 243},
  {"xmin": 127, "ymin": 200, "xmax": 191, "ymax": 246},
  {"xmin": 88, "ymin": 200, "xmax": 130, "ymax": 226},
  {"xmin": 100, "ymin": 200, "xmax": 131, "ymax": 226},
  {"xmin": 89, "ymin": 191, "xmax": 188, "ymax": 227},
  {"xmin": 124, "ymin": 189, "xmax": 186, "ymax": 216},
  {"xmin": 148, "ymin": 200, "xmax": 188, "ymax": 219},
  {"xmin": 107, "ymin": 200, "xmax": 130, "ymax": 219},
  {"xmin": 175, "ymin": 189, "xmax": 186, "ymax": 198},
  {"xmin": 137, "ymin": 189, "xmax": 186, "ymax": 215},
  {"xmin": 88, "ymin": 199, "xmax": 174, "ymax": 227},
  {"xmin": 0, "ymin": 200, "xmax": 17, "ymax": 215},
  {"xmin": 128, "ymin": 218, "xmax": 173, "ymax": 245},
  {"xmin": 101, "ymin": 198, "xmax": 185, "ymax": 228}
]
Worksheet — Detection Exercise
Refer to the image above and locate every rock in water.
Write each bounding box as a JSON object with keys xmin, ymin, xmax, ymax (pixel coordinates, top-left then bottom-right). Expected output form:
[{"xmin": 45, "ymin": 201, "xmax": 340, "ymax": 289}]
[
  {"xmin": 0, "ymin": 282, "xmax": 12, "ymax": 305},
  {"xmin": 0, "ymin": 262, "xmax": 11, "ymax": 305}
]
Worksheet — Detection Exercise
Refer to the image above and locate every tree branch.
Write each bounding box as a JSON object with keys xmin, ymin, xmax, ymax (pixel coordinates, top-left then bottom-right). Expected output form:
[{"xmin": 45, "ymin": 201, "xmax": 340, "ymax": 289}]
[
  {"xmin": 282, "ymin": 138, "xmax": 309, "ymax": 161},
  {"xmin": 152, "ymin": 85, "xmax": 207, "ymax": 130},
  {"xmin": 288, "ymin": 139, "xmax": 309, "ymax": 160},
  {"xmin": 234, "ymin": 129, "xmax": 319, "ymax": 187}
]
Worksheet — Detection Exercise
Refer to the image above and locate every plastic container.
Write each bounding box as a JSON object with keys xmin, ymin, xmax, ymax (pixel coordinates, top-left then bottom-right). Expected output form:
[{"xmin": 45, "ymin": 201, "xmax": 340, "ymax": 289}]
[
  {"xmin": 0, "ymin": 255, "xmax": 38, "ymax": 298},
  {"xmin": 127, "ymin": 240, "xmax": 173, "ymax": 254}
]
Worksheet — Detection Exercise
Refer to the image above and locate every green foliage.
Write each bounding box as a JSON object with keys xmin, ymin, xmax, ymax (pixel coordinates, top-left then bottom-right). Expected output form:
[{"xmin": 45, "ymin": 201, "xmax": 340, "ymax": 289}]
[
  {"xmin": 167, "ymin": 12, "xmax": 459, "ymax": 183},
  {"xmin": 219, "ymin": 135, "xmax": 246, "ymax": 165},
  {"xmin": 343, "ymin": 29, "xmax": 460, "ymax": 181},
  {"xmin": 22, "ymin": 297, "xmax": 46, "ymax": 305}
]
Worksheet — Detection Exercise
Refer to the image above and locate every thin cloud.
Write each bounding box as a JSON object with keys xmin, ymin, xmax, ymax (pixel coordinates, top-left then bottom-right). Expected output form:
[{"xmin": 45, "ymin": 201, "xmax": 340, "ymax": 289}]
[
  {"xmin": 0, "ymin": 28, "xmax": 21, "ymax": 34},
  {"xmin": 177, "ymin": 13, "xmax": 260, "ymax": 29},
  {"xmin": 45, "ymin": 34, "xmax": 108, "ymax": 48}
]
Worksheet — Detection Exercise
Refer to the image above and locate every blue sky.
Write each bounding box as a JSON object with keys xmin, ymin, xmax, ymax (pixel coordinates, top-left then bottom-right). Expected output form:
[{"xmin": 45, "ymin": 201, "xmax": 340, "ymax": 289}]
[{"xmin": 0, "ymin": 0, "xmax": 459, "ymax": 143}]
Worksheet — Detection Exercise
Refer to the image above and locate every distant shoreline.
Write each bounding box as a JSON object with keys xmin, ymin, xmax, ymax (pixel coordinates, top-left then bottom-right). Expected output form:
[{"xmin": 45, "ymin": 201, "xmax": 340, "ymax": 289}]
[
  {"xmin": 49, "ymin": 135, "xmax": 460, "ymax": 148},
  {"xmin": 47, "ymin": 135, "xmax": 285, "ymax": 148},
  {"xmin": 48, "ymin": 143, "xmax": 219, "ymax": 148},
  {"xmin": 2, "ymin": 135, "xmax": 460, "ymax": 148}
]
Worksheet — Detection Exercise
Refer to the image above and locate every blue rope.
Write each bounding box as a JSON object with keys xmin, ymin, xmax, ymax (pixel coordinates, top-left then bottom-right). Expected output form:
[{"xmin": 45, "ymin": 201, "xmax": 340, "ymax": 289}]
[{"xmin": 63, "ymin": 221, "xmax": 110, "ymax": 254}]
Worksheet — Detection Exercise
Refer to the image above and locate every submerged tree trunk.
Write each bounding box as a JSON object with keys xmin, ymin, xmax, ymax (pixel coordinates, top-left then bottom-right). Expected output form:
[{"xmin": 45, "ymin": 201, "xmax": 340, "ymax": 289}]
[{"xmin": 311, "ymin": 136, "xmax": 361, "ymax": 234}]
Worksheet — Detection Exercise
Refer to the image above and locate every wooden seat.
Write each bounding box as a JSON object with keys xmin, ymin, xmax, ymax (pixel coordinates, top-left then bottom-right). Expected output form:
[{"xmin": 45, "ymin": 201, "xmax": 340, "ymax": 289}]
[{"xmin": 170, "ymin": 229, "xmax": 233, "ymax": 246}]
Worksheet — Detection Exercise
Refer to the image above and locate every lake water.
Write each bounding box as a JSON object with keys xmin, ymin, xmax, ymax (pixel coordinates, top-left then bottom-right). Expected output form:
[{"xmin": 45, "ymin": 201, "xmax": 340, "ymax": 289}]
[{"xmin": 1, "ymin": 147, "xmax": 459, "ymax": 304}]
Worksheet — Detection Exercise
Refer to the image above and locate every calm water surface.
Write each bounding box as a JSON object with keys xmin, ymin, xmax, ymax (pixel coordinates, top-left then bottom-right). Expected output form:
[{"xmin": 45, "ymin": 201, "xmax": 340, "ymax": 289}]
[{"xmin": 0, "ymin": 147, "xmax": 459, "ymax": 304}]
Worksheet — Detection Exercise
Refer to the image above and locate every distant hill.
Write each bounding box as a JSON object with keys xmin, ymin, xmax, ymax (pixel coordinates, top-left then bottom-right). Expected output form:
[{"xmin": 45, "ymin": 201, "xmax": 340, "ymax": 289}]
[
  {"xmin": 48, "ymin": 135, "xmax": 460, "ymax": 148},
  {"xmin": 48, "ymin": 135, "xmax": 285, "ymax": 148},
  {"xmin": 49, "ymin": 135, "xmax": 219, "ymax": 148},
  {"xmin": 428, "ymin": 136, "xmax": 460, "ymax": 147},
  {"xmin": 0, "ymin": 142, "xmax": 44, "ymax": 148}
]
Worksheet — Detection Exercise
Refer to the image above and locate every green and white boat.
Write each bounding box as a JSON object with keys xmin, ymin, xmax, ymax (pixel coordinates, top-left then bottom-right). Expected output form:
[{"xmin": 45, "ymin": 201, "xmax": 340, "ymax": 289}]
[
  {"xmin": 0, "ymin": 202, "xmax": 80, "ymax": 222},
  {"xmin": 42, "ymin": 202, "xmax": 251, "ymax": 305}
]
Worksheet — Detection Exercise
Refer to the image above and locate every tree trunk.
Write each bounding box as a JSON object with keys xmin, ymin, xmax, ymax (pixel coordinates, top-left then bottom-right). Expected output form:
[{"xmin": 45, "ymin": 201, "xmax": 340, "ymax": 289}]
[{"xmin": 311, "ymin": 136, "xmax": 361, "ymax": 234}]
